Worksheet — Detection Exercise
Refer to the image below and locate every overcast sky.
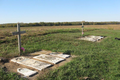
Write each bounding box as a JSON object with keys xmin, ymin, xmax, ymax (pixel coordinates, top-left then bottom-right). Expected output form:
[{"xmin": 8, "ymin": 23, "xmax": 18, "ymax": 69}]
[{"xmin": 0, "ymin": 0, "xmax": 120, "ymax": 24}]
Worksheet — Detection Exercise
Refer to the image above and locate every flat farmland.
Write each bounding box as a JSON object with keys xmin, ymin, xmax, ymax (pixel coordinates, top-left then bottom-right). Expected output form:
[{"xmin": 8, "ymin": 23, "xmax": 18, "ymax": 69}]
[
  {"xmin": 0, "ymin": 24, "xmax": 120, "ymax": 41},
  {"xmin": 0, "ymin": 24, "xmax": 120, "ymax": 33}
]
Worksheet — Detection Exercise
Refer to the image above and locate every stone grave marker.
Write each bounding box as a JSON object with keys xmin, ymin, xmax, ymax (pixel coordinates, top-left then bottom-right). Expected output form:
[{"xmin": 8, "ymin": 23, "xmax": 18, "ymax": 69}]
[
  {"xmin": 12, "ymin": 23, "xmax": 26, "ymax": 55},
  {"xmin": 17, "ymin": 68, "xmax": 37, "ymax": 77},
  {"xmin": 11, "ymin": 57, "xmax": 52, "ymax": 71},
  {"xmin": 48, "ymin": 52, "xmax": 71, "ymax": 59},
  {"xmin": 33, "ymin": 54, "xmax": 65, "ymax": 64},
  {"xmin": 80, "ymin": 35, "xmax": 104, "ymax": 42}
]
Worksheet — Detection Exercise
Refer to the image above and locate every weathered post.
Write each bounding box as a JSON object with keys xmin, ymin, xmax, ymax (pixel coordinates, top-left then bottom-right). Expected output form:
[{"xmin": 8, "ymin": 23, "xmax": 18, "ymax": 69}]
[
  {"xmin": 82, "ymin": 22, "xmax": 84, "ymax": 37},
  {"xmin": 17, "ymin": 23, "xmax": 21, "ymax": 54},
  {"xmin": 12, "ymin": 23, "xmax": 26, "ymax": 55}
]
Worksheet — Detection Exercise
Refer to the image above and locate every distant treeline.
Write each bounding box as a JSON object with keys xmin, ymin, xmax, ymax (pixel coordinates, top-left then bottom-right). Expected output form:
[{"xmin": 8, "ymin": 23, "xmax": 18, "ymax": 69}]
[{"xmin": 0, "ymin": 21, "xmax": 120, "ymax": 27}]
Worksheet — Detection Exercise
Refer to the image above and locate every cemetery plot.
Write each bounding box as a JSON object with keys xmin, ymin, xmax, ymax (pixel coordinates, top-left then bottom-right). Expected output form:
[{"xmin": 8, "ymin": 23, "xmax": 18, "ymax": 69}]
[
  {"xmin": 17, "ymin": 68, "xmax": 37, "ymax": 77},
  {"xmin": 48, "ymin": 52, "xmax": 71, "ymax": 59},
  {"xmin": 79, "ymin": 35, "xmax": 104, "ymax": 42},
  {"xmin": 33, "ymin": 54, "xmax": 65, "ymax": 64},
  {"xmin": 11, "ymin": 57, "xmax": 52, "ymax": 71}
]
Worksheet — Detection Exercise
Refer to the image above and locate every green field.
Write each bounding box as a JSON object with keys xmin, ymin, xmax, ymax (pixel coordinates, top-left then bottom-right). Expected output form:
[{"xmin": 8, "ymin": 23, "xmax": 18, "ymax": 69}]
[{"xmin": 1, "ymin": 27, "xmax": 120, "ymax": 80}]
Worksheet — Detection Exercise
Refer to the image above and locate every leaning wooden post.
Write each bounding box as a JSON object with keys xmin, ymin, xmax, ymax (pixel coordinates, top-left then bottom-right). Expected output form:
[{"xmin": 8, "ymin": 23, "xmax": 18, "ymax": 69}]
[
  {"xmin": 17, "ymin": 23, "xmax": 21, "ymax": 55},
  {"xmin": 12, "ymin": 23, "xmax": 26, "ymax": 56}
]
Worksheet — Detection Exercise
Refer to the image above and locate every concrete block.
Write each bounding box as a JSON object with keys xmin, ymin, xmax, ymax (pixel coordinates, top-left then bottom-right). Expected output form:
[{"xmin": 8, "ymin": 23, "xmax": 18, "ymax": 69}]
[
  {"xmin": 49, "ymin": 52, "xmax": 70, "ymax": 59},
  {"xmin": 80, "ymin": 35, "xmax": 104, "ymax": 42},
  {"xmin": 33, "ymin": 54, "xmax": 65, "ymax": 64},
  {"xmin": 17, "ymin": 68, "xmax": 37, "ymax": 77},
  {"xmin": 11, "ymin": 57, "xmax": 52, "ymax": 71}
]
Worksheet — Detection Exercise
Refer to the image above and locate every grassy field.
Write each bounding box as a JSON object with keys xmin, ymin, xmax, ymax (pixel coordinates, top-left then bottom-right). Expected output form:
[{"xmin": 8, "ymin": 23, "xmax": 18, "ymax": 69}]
[
  {"xmin": 0, "ymin": 25, "xmax": 120, "ymax": 80},
  {"xmin": 0, "ymin": 69, "xmax": 26, "ymax": 80}
]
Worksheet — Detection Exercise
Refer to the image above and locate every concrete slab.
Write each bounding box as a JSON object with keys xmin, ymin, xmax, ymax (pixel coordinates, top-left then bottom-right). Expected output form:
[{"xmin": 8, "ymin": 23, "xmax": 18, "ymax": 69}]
[
  {"xmin": 48, "ymin": 52, "xmax": 71, "ymax": 59},
  {"xmin": 33, "ymin": 54, "xmax": 65, "ymax": 64},
  {"xmin": 80, "ymin": 35, "xmax": 104, "ymax": 42},
  {"xmin": 11, "ymin": 57, "xmax": 52, "ymax": 71},
  {"xmin": 17, "ymin": 68, "xmax": 37, "ymax": 77}
]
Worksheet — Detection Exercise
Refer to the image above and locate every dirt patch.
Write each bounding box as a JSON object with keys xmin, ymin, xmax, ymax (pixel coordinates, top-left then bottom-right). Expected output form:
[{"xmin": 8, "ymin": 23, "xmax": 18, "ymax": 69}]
[
  {"xmin": 0, "ymin": 57, "xmax": 9, "ymax": 63},
  {"xmin": 0, "ymin": 51, "xmax": 75, "ymax": 80},
  {"xmin": 0, "ymin": 36, "xmax": 5, "ymax": 39}
]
